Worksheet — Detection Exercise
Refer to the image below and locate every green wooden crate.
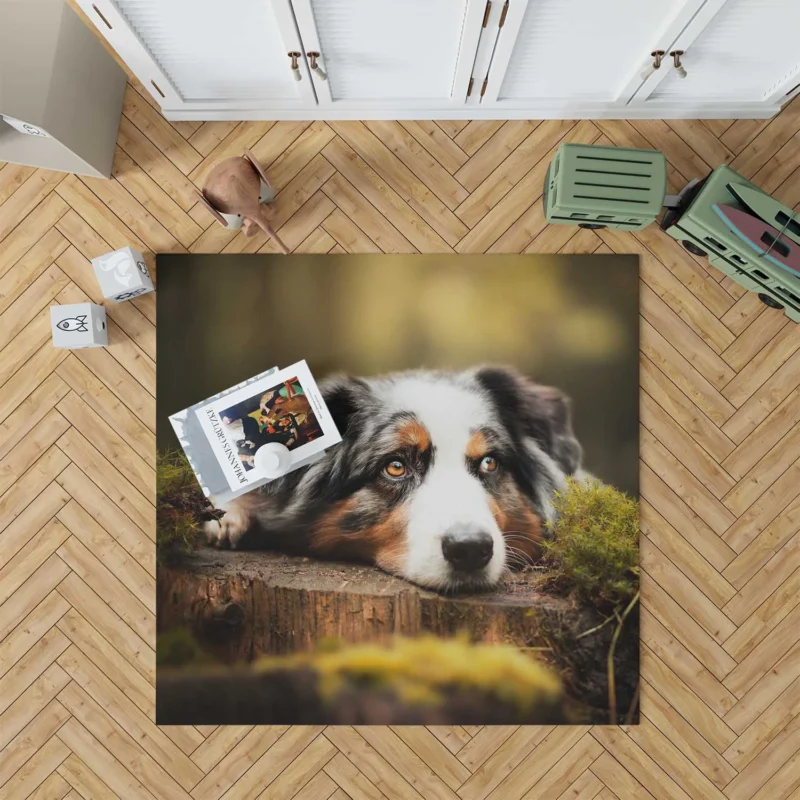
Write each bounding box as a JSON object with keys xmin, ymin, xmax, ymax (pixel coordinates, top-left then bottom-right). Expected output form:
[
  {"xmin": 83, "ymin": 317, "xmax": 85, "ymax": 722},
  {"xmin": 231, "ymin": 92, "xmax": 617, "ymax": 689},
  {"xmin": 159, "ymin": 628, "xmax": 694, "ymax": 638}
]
[
  {"xmin": 544, "ymin": 143, "xmax": 667, "ymax": 231},
  {"xmin": 661, "ymin": 164, "xmax": 800, "ymax": 323}
]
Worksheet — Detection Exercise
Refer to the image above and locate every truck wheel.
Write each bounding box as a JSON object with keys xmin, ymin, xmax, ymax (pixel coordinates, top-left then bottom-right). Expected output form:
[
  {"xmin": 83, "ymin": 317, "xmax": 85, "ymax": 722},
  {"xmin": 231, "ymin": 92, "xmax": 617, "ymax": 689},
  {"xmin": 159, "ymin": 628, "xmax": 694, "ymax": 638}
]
[
  {"xmin": 578, "ymin": 223, "xmax": 606, "ymax": 230},
  {"xmin": 682, "ymin": 240, "xmax": 707, "ymax": 257},
  {"xmin": 758, "ymin": 293, "xmax": 784, "ymax": 310}
]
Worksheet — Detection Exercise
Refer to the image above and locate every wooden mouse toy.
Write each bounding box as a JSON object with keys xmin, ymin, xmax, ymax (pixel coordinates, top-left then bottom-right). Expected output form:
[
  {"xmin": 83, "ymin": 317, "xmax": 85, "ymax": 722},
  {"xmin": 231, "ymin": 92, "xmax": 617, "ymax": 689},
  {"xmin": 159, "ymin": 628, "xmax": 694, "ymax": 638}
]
[{"xmin": 198, "ymin": 148, "xmax": 289, "ymax": 254}]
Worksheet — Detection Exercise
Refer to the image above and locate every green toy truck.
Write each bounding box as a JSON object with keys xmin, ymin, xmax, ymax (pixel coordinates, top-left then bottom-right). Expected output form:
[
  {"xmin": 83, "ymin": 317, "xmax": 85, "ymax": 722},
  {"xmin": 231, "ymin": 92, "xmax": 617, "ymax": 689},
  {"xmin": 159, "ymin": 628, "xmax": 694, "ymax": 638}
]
[
  {"xmin": 544, "ymin": 143, "xmax": 800, "ymax": 322},
  {"xmin": 543, "ymin": 143, "xmax": 667, "ymax": 231},
  {"xmin": 660, "ymin": 165, "xmax": 800, "ymax": 323}
]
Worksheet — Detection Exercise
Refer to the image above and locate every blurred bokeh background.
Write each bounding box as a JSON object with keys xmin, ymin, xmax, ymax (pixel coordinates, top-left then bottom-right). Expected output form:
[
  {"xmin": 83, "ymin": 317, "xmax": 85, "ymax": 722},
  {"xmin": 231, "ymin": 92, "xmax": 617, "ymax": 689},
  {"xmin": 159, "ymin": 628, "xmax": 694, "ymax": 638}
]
[{"xmin": 157, "ymin": 254, "xmax": 639, "ymax": 494}]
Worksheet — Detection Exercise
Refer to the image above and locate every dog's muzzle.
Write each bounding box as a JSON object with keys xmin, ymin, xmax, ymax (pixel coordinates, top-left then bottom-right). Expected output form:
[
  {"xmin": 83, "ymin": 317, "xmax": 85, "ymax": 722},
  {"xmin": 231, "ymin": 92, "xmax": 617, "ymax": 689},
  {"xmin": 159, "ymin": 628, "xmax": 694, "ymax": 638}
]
[{"xmin": 441, "ymin": 525, "xmax": 494, "ymax": 573}]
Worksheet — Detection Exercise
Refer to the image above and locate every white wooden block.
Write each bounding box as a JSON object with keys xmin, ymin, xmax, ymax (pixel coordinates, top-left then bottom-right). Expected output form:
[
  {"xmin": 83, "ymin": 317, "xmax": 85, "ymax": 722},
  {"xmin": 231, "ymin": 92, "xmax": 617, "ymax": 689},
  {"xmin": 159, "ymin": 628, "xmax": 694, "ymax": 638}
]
[
  {"xmin": 91, "ymin": 246, "xmax": 154, "ymax": 302},
  {"xmin": 51, "ymin": 303, "xmax": 107, "ymax": 348}
]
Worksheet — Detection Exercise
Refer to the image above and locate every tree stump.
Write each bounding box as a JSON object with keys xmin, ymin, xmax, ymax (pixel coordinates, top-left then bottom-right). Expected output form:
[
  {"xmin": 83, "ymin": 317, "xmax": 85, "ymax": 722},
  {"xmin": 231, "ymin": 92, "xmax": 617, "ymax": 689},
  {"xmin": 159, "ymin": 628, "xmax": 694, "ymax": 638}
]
[{"xmin": 157, "ymin": 548, "xmax": 638, "ymax": 721}]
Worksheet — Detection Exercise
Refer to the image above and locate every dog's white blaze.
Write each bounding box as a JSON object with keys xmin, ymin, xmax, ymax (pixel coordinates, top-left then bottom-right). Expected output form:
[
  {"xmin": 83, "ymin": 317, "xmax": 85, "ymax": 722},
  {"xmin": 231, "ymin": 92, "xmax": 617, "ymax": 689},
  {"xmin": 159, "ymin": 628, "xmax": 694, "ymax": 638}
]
[{"xmin": 374, "ymin": 377, "xmax": 506, "ymax": 587}]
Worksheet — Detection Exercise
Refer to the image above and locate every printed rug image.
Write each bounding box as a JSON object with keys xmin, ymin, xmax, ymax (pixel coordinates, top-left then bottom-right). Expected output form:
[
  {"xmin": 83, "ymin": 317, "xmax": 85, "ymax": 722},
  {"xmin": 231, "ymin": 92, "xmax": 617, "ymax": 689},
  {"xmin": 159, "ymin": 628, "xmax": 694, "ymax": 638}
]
[{"xmin": 155, "ymin": 254, "xmax": 640, "ymax": 725}]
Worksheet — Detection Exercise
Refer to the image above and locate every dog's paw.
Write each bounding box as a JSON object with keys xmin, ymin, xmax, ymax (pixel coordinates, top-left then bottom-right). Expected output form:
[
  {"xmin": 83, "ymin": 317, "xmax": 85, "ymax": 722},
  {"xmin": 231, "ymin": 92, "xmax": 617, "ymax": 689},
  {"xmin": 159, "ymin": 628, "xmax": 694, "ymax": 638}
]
[{"xmin": 204, "ymin": 506, "xmax": 251, "ymax": 549}]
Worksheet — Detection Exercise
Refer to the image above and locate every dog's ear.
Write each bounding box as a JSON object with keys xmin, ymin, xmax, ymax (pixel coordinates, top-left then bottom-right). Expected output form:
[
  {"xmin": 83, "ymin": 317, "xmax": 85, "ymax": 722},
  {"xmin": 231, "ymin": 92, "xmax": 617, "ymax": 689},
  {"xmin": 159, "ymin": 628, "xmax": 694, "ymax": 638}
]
[
  {"xmin": 321, "ymin": 376, "xmax": 374, "ymax": 435},
  {"xmin": 474, "ymin": 366, "xmax": 582, "ymax": 475},
  {"xmin": 519, "ymin": 382, "xmax": 583, "ymax": 475}
]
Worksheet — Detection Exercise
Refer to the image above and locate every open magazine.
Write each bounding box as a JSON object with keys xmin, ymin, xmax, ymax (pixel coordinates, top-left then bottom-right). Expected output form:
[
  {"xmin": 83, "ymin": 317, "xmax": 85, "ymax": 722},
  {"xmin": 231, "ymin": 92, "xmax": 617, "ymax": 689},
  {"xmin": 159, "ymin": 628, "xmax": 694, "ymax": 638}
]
[{"xmin": 169, "ymin": 360, "xmax": 342, "ymax": 503}]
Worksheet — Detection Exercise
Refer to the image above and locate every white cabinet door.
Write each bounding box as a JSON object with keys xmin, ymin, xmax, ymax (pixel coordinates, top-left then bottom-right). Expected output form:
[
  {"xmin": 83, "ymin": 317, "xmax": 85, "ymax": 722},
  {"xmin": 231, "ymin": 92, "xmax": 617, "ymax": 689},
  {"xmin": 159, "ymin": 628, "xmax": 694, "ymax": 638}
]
[
  {"xmin": 479, "ymin": 0, "xmax": 706, "ymax": 111},
  {"xmin": 289, "ymin": 0, "xmax": 486, "ymax": 109},
  {"xmin": 76, "ymin": 0, "xmax": 316, "ymax": 113},
  {"xmin": 632, "ymin": 0, "xmax": 800, "ymax": 110}
]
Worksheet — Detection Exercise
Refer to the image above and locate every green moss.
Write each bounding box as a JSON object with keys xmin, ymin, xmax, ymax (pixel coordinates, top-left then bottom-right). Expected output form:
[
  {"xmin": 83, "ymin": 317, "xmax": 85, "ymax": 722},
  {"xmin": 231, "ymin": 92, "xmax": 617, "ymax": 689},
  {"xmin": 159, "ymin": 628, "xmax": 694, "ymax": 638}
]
[
  {"xmin": 156, "ymin": 449, "xmax": 206, "ymax": 560},
  {"xmin": 255, "ymin": 635, "xmax": 562, "ymax": 710},
  {"xmin": 157, "ymin": 627, "xmax": 214, "ymax": 667},
  {"xmin": 543, "ymin": 478, "xmax": 639, "ymax": 607}
]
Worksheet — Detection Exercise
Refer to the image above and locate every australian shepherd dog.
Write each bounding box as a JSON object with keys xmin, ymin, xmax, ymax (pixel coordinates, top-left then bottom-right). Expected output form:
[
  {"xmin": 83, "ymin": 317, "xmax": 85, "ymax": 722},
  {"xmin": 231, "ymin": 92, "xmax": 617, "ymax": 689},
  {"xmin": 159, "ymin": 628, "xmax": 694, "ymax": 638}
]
[{"xmin": 205, "ymin": 366, "xmax": 584, "ymax": 592}]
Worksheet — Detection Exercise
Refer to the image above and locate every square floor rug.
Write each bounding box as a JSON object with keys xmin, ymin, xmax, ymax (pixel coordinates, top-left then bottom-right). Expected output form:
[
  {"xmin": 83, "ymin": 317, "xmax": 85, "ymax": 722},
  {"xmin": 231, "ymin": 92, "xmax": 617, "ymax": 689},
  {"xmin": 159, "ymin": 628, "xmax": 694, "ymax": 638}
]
[{"xmin": 155, "ymin": 253, "xmax": 639, "ymax": 725}]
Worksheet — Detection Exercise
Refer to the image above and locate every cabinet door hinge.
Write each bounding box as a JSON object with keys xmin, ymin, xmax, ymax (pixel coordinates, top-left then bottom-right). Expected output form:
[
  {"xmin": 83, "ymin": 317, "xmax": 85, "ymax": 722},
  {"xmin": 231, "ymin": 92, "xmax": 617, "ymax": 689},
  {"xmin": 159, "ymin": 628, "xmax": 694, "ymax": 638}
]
[
  {"xmin": 467, "ymin": 77, "xmax": 474, "ymax": 97},
  {"xmin": 499, "ymin": 0, "xmax": 509, "ymax": 27},
  {"xmin": 482, "ymin": 0, "xmax": 492, "ymax": 27},
  {"xmin": 480, "ymin": 77, "xmax": 488, "ymax": 97}
]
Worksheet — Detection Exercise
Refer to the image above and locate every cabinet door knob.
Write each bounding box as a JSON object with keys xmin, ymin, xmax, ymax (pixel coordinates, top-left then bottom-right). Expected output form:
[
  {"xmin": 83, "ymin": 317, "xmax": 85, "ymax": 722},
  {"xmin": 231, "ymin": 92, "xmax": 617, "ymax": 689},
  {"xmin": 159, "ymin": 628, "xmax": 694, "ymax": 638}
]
[
  {"xmin": 307, "ymin": 52, "xmax": 328, "ymax": 81},
  {"xmin": 640, "ymin": 50, "xmax": 665, "ymax": 81},
  {"xmin": 670, "ymin": 50, "xmax": 687, "ymax": 79},
  {"xmin": 288, "ymin": 51, "xmax": 302, "ymax": 81}
]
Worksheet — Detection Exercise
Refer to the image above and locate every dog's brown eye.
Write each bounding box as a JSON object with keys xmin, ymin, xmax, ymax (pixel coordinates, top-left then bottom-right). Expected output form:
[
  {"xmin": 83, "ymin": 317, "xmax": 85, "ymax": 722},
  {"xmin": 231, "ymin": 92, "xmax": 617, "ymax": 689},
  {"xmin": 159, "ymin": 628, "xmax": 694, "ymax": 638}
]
[
  {"xmin": 384, "ymin": 460, "xmax": 406, "ymax": 478},
  {"xmin": 479, "ymin": 455, "xmax": 498, "ymax": 474}
]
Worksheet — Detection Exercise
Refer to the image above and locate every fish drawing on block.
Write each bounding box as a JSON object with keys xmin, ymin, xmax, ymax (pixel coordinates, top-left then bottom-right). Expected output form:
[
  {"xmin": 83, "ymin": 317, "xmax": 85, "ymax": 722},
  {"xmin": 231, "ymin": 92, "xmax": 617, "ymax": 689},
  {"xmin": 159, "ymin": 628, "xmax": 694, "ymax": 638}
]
[
  {"xmin": 712, "ymin": 204, "xmax": 800, "ymax": 277},
  {"xmin": 57, "ymin": 315, "xmax": 89, "ymax": 332}
]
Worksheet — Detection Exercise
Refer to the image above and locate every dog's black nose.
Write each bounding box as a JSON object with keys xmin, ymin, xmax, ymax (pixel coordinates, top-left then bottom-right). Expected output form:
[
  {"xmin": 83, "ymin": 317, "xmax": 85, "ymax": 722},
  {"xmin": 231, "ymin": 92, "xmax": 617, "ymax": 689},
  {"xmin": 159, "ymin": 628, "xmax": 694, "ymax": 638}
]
[{"xmin": 441, "ymin": 529, "xmax": 494, "ymax": 572}]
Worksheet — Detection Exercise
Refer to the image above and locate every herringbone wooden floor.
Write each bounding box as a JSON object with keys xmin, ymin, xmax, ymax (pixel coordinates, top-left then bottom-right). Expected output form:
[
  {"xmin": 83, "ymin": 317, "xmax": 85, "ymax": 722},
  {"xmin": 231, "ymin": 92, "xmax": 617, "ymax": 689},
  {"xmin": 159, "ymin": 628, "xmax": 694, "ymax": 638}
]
[{"xmin": 2, "ymin": 69, "xmax": 800, "ymax": 798}]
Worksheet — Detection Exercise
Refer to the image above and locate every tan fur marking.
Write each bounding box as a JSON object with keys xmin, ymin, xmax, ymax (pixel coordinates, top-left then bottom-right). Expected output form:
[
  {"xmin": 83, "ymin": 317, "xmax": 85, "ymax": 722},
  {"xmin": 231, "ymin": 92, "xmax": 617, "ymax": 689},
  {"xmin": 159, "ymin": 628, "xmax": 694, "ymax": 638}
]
[
  {"xmin": 309, "ymin": 498, "xmax": 409, "ymax": 572},
  {"xmin": 374, "ymin": 536, "xmax": 409, "ymax": 575},
  {"xmin": 308, "ymin": 498, "xmax": 362, "ymax": 554},
  {"xmin": 395, "ymin": 420, "xmax": 431, "ymax": 452},
  {"xmin": 466, "ymin": 430, "xmax": 490, "ymax": 460},
  {"xmin": 490, "ymin": 488, "xmax": 544, "ymax": 564}
]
